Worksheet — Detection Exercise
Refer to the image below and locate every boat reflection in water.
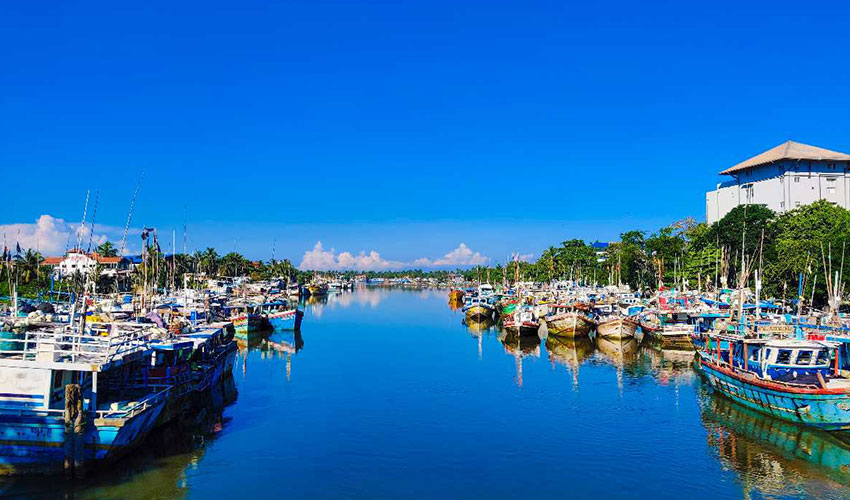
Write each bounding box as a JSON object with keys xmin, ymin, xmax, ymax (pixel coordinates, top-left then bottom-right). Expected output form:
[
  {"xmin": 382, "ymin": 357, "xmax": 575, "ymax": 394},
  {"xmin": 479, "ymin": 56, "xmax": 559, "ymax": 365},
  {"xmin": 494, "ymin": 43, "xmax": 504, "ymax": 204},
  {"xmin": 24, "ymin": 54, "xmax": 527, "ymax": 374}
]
[
  {"xmin": 546, "ymin": 336, "xmax": 594, "ymax": 390},
  {"xmin": 463, "ymin": 317, "xmax": 496, "ymax": 359},
  {"xmin": 594, "ymin": 336, "xmax": 639, "ymax": 396},
  {"xmin": 500, "ymin": 330, "xmax": 541, "ymax": 387},
  {"xmin": 700, "ymin": 388, "xmax": 850, "ymax": 499},
  {"xmin": 238, "ymin": 328, "xmax": 304, "ymax": 381},
  {"xmin": 642, "ymin": 344, "xmax": 697, "ymax": 387}
]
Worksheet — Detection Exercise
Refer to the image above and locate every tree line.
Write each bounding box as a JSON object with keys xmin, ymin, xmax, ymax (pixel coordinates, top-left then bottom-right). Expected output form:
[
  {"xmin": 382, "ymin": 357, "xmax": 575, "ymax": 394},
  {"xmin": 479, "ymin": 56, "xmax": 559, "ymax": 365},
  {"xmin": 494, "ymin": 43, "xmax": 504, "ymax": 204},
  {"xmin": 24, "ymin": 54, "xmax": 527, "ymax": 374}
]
[{"xmin": 4, "ymin": 200, "xmax": 849, "ymax": 308}]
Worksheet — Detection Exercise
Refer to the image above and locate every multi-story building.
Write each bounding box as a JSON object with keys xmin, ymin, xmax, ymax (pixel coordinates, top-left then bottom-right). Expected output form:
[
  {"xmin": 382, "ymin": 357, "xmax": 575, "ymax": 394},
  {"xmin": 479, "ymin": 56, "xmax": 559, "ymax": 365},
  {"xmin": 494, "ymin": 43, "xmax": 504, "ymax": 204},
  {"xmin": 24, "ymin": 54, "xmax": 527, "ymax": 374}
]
[{"xmin": 706, "ymin": 140, "xmax": 850, "ymax": 223}]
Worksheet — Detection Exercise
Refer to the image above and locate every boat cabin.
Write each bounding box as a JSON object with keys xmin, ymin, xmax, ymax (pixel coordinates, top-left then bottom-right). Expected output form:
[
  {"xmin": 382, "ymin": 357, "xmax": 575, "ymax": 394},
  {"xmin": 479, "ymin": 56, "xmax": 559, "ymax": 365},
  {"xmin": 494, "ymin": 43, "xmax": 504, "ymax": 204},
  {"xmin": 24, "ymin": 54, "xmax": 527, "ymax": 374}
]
[{"xmin": 725, "ymin": 338, "xmax": 839, "ymax": 383}]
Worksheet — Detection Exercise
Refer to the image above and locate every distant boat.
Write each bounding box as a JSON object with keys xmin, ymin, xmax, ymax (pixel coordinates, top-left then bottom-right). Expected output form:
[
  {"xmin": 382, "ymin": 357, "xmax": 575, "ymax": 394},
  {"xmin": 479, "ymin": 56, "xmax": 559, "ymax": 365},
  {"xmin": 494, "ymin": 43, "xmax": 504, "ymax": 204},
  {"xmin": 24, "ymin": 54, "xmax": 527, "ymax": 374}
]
[{"xmin": 308, "ymin": 283, "xmax": 329, "ymax": 297}]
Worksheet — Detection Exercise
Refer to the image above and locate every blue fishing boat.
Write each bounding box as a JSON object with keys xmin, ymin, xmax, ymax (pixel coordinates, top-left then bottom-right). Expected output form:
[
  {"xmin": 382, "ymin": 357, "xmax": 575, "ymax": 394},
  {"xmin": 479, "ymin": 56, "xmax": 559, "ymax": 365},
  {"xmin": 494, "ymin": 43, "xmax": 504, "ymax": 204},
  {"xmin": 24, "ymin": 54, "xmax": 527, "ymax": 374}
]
[
  {"xmin": 698, "ymin": 336, "xmax": 850, "ymax": 431},
  {"xmin": 257, "ymin": 301, "xmax": 304, "ymax": 331},
  {"xmin": 0, "ymin": 326, "xmax": 169, "ymax": 475}
]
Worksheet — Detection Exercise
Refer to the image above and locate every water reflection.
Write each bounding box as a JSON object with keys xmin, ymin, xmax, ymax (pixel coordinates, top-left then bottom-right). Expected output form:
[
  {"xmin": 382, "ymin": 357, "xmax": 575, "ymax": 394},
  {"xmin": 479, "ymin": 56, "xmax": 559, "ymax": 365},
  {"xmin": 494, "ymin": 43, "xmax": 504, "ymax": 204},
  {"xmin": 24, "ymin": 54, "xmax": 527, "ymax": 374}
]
[
  {"xmin": 546, "ymin": 336, "xmax": 594, "ymax": 390},
  {"xmin": 594, "ymin": 337, "xmax": 639, "ymax": 396},
  {"xmin": 462, "ymin": 317, "xmax": 496, "ymax": 359},
  {"xmin": 499, "ymin": 330, "xmax": 541, "ymax": 387},
  {"xmin": 239, "ymin": 329, "xmax": 304, "ymax": 381},
  {"xmin": 700, "ymin": 389, "xmax": 850, "ymax": 500}
]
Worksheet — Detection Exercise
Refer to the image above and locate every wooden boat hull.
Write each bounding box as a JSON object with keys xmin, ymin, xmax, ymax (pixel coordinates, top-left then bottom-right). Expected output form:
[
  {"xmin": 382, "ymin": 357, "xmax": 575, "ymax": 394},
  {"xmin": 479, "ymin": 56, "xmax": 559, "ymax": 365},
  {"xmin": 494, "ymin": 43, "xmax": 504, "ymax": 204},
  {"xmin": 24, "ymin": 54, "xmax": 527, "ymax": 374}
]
[
  {"xmin": 597, "ymin": 317, "xmax": 638, "ymax": 340},
  {"xmin": 232, "ymin": 314, "xmax": 263, "ymax": 339},
  {"xmin": 545, "ymin": 313, "xmax": 594, "ymax": 338},
  {"xmin": 519, "ymin": 321, "xmax": 540, "ymax": 337},
  {"xmin": 464, "ymin": 305, "xmax": 493, "ymax": 322},
  {"xmin": 698, "ymin": 352, "xmax": 850, "ymax": 431},
  {"xmin": 266, "ymin": 309, "xmax": 304, "ymax": 331},
  {"xmin": 645, "ymin": 326, "xmax": 695, "ymax": 349}
]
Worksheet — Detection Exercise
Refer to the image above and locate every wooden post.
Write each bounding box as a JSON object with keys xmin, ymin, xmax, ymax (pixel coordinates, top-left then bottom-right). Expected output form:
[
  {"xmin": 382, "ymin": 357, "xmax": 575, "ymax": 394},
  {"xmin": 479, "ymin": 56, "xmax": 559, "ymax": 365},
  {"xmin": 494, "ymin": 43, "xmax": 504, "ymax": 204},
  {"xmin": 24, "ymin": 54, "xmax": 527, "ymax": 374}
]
[{"xmin": 64, "ymin": 383, "xmax": 85, "ymax": 478}]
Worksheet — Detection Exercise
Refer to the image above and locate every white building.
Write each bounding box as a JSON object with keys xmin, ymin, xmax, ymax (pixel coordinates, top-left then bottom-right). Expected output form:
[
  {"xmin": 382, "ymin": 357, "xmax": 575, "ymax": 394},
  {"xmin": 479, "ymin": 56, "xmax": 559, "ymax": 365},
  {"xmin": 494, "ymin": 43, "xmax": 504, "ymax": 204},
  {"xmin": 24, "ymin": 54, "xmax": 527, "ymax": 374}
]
[
  {"xmin": 44, "ymin": 250, "xmax": 121, "ymax": 278},
  {"xmin": 706, "ymin": 141, "xmax": 850, "ymax": 224}
]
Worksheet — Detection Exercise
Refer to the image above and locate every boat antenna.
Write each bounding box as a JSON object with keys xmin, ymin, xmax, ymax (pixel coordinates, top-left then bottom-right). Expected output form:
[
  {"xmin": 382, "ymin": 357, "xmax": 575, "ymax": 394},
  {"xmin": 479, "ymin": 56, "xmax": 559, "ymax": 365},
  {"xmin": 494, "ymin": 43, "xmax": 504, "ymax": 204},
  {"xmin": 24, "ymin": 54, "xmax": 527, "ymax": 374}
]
[
  {"xmin": 120, "ymin": 172, "xmax": 144, "ymax": 256},
  {"xmin": 77, "ymin": 189, "xmax": 90, "ymax": 252},
  {"xmin": 86, "ymin": 190, "xmax": 100, "ymax": 253}
]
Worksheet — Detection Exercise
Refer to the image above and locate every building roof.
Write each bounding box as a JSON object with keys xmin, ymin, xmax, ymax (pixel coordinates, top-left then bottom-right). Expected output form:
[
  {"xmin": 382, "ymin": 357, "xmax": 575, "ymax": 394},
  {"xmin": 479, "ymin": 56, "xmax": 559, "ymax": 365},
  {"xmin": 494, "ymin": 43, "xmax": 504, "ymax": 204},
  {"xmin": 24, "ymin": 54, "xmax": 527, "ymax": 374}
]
[
  {"xmin": 720, "ymin": 140, "xmax": 850, "ymax": 175},
  {"xmin": 45, "ymin": 251, "xmax": 120, "ymax": 265}
]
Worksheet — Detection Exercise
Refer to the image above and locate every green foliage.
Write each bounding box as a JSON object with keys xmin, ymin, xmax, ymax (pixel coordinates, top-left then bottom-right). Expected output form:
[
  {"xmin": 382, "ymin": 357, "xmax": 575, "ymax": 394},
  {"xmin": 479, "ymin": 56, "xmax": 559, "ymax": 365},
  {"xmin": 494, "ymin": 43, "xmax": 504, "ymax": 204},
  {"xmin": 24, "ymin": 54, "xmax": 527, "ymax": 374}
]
[{"xmin": 96, "ymin": 241, "xmax": 118, "ymax": 257}]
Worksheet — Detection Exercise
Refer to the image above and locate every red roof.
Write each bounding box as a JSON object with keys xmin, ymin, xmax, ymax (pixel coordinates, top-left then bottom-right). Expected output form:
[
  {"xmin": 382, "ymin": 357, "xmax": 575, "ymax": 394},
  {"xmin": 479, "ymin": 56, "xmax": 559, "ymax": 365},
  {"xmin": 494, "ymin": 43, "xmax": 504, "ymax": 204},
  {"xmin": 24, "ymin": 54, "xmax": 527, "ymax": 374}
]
[{"xmin": 43, "ymin": 252, "xmax": 120, "ymax": 265}]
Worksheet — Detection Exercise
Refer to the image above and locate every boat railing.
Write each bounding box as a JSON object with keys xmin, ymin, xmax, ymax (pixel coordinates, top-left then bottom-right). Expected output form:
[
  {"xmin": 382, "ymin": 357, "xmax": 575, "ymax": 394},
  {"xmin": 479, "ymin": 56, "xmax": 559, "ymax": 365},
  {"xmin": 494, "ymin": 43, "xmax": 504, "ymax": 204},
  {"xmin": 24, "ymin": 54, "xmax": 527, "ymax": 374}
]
[
  {"xmin": 95, "ymin": 387, "xmax": 171, "ymax": 420},
  {"xmin": 0, "ymin": 387, "xmax": 170, "ymax": 421},
  {"xmin": 1, "ymin": 324, "xmax": 155, "ymax": 365}
]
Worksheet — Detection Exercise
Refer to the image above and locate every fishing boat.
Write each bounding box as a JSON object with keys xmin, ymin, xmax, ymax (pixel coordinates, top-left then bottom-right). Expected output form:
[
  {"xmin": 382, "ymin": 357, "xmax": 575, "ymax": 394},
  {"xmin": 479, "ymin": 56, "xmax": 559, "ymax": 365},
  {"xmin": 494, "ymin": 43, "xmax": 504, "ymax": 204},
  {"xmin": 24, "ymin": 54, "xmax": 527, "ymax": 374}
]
[
  {"xmin": 448, "ymin": 289, "xmax": 465, "ymax": 303},
  {"xmin": 463, "ymin": 296, "xmax": 495, "ymax": 322},
  {"xmin": 640, "ymin": 311, "xmax": 698, "ymax": 349},
  {"xmin": 543, "ymin": 304, "xmax": 595, "ymax": 338},
  {"xmin": 0, "ymin": 325, "xmax": 169, "ymax": 476},
  {"xmin": 698, "ymin": 336, "xmax": 850, "ymax": 431},
  {"xmin": 646, "ymin": 324, "xmax": 696, "ymax": 349},
  {"xmin": 257, "ymin": 301, "xmax": 304, "ymax": 331},
  {"xmin": 225, "ymin": 304, "xmax": 263, "ymax": 339},
  {"xmin": 307, "ymin": 283, "xmax": 329, "ymax": 297},
  {"xmin": 596, "ymin": 315, "xmax": 638, "ymax": 340},
  {"xmin": 503, "ymin": 305, "xmax": 539, "ymax": 337}
]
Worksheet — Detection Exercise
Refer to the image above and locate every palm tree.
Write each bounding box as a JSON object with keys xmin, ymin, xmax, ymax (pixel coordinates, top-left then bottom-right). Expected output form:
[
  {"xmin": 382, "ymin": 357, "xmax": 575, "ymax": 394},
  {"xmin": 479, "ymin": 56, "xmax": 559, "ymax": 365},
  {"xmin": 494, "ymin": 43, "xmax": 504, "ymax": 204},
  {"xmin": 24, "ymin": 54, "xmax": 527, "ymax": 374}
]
[
  {"xmin": 97, "ymin": 241, "xmax": 118, "ymax": 257},
  {"xmin": 20, "ymin": 249, "xmax": 43, "ymax": 284},
  {"xmin": 199, "ymin": 248, "xmax": 219, "ymax": 276}
]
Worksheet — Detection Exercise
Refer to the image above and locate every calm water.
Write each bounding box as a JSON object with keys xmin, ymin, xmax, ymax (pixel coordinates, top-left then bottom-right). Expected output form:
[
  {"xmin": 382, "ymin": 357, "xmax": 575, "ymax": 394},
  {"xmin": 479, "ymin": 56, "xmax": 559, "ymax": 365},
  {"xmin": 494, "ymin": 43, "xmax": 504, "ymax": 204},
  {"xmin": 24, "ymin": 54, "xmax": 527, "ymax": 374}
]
[{"xmin": 3, "ymin": 287, "xmax": 850, "ymax": 499}]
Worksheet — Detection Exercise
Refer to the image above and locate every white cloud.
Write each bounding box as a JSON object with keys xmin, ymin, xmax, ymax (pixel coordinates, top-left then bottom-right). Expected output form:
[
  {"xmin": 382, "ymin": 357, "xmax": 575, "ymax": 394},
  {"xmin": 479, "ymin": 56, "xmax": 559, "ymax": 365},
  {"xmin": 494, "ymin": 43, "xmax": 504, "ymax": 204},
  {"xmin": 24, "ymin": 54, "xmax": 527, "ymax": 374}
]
[
  {"xmin": 298, "ymin": 241, "xmax": 489, "ymax": 270},
  {"xmin": 0, "ymin": 215, "xmax": 132, "ymax": 256},
  {"xmin": 431, "ymin": 243, "xmax": 489, "ymax": 266},
  {"xmin": 299, "ymin": 241, "xmax": 403, "ymax": 271}
]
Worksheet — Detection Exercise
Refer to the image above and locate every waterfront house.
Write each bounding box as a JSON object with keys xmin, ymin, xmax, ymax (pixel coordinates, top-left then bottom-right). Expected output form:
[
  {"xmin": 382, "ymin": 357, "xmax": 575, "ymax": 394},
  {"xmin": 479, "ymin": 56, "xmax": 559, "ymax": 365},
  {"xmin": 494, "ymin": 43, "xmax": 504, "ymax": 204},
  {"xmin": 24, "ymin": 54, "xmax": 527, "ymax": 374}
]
[
  {"xmin": 44, "ymin": 250, "xmax": 121, "ymax": 278},
  {"xmin": 705, "ymin": 141, "xmax": 850, "ymax": 223}
]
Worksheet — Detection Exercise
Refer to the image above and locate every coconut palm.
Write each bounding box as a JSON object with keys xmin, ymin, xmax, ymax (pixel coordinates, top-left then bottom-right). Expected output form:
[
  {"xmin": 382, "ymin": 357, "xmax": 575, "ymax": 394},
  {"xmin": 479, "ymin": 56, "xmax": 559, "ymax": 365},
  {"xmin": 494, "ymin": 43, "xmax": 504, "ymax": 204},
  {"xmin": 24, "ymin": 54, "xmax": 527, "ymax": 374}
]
[
  {"xmin": 20, "ymin": 249, "xmax": 43, "ymax": 284},
  {"xmin": 199, "ymin": 248, "xmax": 219, "ymax": 276},
  {"xmin": 96, "ymin": 241, "xmax": 118, "ymax": 257}
]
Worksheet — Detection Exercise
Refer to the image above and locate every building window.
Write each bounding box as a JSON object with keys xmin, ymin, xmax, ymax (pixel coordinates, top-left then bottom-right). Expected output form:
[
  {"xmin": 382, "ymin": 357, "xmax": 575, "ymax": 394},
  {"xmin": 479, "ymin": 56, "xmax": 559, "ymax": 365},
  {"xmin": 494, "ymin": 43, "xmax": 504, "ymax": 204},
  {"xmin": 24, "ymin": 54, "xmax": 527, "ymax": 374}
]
[
  {"xmin": 794, "ymin": 176, "xmax": 801, "ymax": 183},
  {"xmin": 780, "ymin": 201, "xmax": 785, "ymax": 209},
  {"xmin": 795, "ymin": 201, "xmax": 801, "ymax": 207},
  {"xmin": 826, "ymin": 177, "xmax": 837, "ymax": 195}
]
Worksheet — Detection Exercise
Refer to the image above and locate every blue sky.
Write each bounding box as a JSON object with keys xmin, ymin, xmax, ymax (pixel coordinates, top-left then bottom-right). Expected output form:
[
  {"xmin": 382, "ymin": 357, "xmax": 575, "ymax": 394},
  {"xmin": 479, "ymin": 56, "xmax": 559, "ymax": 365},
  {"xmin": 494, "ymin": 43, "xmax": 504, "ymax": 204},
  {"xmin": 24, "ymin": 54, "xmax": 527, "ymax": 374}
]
[{"xmin": 2, "ymin": 1, "xmax": 850, "ymax": 268}]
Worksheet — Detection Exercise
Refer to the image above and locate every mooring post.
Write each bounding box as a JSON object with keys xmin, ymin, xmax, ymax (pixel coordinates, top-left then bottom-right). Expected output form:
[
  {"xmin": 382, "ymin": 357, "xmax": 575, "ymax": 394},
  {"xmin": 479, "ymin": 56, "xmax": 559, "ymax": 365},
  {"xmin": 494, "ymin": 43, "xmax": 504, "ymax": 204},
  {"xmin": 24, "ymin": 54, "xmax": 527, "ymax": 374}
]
[{"xmin": 63, "ymin": 383, "xmax": 85, "ymax": 478}]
